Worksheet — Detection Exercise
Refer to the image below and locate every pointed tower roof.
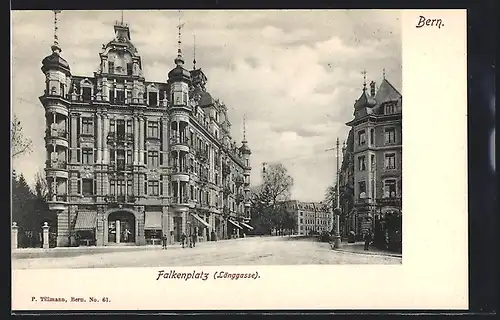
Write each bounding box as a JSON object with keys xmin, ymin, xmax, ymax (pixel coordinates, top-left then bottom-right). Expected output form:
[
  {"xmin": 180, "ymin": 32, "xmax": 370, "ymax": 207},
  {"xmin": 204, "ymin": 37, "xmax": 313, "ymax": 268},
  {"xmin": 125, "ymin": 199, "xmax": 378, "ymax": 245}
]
[
  {"xmin": 41, "ymin": 10, "xmax": 70, "ymax": 75},
  {"xmin": 374, "ymin": 78, "xmax": 402, "ymax": 104},
  {"xmin": 168, "ymin": 17, "xmax": 191, "ymax": 82},
  {"xmin": 353, "ymin": 70, "xmax": 376, "ymax": 110}
]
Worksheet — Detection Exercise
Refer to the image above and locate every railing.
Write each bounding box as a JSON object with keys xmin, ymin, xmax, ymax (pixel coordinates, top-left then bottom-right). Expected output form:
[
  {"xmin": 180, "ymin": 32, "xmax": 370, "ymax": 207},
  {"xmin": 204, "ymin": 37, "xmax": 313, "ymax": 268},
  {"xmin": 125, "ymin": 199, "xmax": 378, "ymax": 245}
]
[
  {"xmin": 170, "ymin": 136, "xmax": 189, "ymax": 146},
  {"xmin": 171, "ymin": 165, "xmax": 190, "ymax": 174},
  {"xmin": 46, "ymin": 160, "xmax": 67, "ymax": 169},
  {"xmin": 46, "ymin": 128, "xmax": 69, "ymax": 140},
  {"xmin": 48, "ymin": 194, "xmax": 68, "ymax": 202},
  {"xmin": 171, "ymin": 195, "xmax": 189, "ymax": 204}
]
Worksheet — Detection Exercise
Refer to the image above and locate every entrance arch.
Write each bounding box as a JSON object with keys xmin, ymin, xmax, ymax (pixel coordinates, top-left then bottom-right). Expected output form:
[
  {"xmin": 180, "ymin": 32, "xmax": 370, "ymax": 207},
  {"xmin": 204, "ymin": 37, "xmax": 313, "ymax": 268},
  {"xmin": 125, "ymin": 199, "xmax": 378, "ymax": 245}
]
[{"xmin": 105, "ymin": 208, "xmax": 139, "ymax": 245}]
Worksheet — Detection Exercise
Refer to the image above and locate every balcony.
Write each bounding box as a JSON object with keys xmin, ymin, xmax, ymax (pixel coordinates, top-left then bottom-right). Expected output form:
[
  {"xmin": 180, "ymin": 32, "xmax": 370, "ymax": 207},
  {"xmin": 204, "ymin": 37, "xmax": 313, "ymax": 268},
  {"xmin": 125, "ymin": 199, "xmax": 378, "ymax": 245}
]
[
  {"xmin": 47, "ymin": 194, "xmax": 68, "ymax": 211},
  {"xmin": 104, "ymin": 194, "xmax": 134, "ymax": 204},
  {"xmin": 45, "ymin": 160, "xmax": 67, "ymax": 170},
  {"xmin": 171, "ymin": 195, "xmax": 190, "ymax": 207},
  {"xmin": 45, "ymin": 129, "xmax": 69, "ymax": 148},
  {"xmin": 170, "ymin": 165, "xmax": 190, "ymax": 181},
  {"xmin": 170, "ymin": 136, "xmax": 190, "ymax": 152},
  {"xmin": 107, "ymin": 132, "xmax": 133, "ymax": 143}
]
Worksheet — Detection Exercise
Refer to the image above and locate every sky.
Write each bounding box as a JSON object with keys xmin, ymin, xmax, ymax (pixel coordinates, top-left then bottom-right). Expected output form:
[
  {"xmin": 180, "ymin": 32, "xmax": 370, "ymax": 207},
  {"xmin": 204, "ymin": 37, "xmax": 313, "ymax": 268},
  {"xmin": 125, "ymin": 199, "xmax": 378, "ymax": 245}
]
[{"xmin": 11, "ymin": 10, "xmax": 402, "ymax": 202}]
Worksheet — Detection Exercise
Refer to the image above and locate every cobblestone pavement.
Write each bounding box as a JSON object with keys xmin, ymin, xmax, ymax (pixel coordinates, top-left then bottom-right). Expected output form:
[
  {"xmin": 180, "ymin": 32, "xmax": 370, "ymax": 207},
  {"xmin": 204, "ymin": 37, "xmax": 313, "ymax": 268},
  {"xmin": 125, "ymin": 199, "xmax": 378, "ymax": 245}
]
[{"xmin": 12, "ymin": 236, "xmax": 401, "ymax": 269}]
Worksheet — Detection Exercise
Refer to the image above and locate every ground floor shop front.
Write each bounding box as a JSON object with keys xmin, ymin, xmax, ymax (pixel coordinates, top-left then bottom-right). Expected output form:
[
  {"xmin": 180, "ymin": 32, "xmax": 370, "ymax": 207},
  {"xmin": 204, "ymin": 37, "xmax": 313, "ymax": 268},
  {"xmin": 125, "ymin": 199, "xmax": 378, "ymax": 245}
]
[{"xmin": 54, "ymin": 204, "xmax": 254, "ymax": 247}]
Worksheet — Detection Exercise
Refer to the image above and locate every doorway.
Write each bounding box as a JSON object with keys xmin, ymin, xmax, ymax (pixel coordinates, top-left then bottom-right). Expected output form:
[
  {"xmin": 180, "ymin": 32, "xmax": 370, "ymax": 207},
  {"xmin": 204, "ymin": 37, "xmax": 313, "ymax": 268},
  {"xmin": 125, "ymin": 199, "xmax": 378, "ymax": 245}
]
[
  {"xmin": 173, "ymin": 216, "xmax": 182, "ymax": 242},
  {"xmin": 108, "ymin": 211, "xmax": 136, "ymax": 244}
]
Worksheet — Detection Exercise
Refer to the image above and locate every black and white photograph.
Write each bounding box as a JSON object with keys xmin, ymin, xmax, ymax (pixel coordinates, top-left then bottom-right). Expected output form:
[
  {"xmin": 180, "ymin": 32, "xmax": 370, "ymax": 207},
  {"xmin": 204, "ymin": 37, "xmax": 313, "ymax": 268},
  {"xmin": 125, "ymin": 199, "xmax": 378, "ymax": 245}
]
[{"xmin": 11, "ymin": 10, "xmax": 403, "ymax": 270}]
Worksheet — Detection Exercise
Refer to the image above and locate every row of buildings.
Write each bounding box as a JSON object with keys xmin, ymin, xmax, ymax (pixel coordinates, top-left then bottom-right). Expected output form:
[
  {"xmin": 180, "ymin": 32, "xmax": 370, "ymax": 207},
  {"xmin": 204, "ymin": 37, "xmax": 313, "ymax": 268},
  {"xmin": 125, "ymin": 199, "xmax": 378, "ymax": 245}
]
[
  {"xmin": 40, "ymin": 14, "xmax": 253, "ymax": 247},
  {"xmin": 337, "ymin": 75, "xmax": 403, "ymax": 246},
  {"xmin": 282, "ymin": 201, "xmax": 332, "ymax": 236}
]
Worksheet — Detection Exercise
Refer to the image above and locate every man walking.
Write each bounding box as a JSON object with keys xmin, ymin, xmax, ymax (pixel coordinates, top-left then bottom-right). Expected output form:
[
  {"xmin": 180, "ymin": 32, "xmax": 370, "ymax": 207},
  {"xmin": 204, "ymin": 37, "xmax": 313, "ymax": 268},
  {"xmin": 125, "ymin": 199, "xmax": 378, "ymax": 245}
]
[
  {"xmin": 181, "ymin": 232, "xmax": 186, "ymax": 248},
  {"xmin": 191, "ymin": 233, "xmax": 197, "ymax": 248},
  {"xmin": 161, "ymin": 233, "xmax": 167, "ymax": 250},
  {"xmin": 364, "ymin": 229, "xmax": 372, "ymax": 251}
]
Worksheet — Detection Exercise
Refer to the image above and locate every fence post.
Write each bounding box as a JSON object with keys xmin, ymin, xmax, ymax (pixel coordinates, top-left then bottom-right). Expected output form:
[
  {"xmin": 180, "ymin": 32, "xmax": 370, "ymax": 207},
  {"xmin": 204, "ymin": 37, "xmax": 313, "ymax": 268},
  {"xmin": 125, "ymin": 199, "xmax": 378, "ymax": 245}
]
[
  {"xmin": 42, "ymin": 222, "xmax": 50, "ymax": 249},
  {"xmin": 12, "ymin": 222, "xmax": 18, "ymax": 250}
]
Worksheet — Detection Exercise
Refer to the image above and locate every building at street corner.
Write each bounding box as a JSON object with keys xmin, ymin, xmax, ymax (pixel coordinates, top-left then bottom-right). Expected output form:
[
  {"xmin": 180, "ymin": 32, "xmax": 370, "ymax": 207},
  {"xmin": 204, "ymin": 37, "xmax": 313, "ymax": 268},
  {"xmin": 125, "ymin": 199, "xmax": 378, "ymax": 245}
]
[
  {"xmin": 40, "ymin": 16, "xmax": 253, "ymax": 247},
  {"xmin": 339, "ymin": 74, "xmax": 402, "ymax": 246},
  {"xmin": 282, "ymin": 200, "xmax": 332, "ymax": 236}
]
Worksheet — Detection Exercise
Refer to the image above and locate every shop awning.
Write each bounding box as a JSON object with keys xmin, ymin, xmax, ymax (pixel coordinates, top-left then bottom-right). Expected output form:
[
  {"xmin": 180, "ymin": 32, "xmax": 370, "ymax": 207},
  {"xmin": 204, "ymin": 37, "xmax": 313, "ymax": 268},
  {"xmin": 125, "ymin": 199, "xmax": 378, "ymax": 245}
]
[
  {"xmin": 190, "ymin": 212, "xmax": 210, "ymax": 228},
  {"xmin": 74, "ymin": 211, "xmax": 97, "ymax": 231},
  {"xmin": 240, "ymin": 222, "xmax": 254, "ymax": 230},
  {"xmin": 144, "ymin": 212, "xmax": 163, "ymax": 230},
  {"xmin": 228, "ymin": 219, "xmax": 243, "ymax": 229}
]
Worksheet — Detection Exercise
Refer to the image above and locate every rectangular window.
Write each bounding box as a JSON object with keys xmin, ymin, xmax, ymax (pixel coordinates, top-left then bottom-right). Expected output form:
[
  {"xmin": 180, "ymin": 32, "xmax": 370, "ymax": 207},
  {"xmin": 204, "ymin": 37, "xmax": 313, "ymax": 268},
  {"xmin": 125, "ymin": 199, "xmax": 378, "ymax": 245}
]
[
  {"xmin": 127, "ymin": 63, "xmax": 133, "ymax": 76},
  {"xmin": 148, "ymin": 92, "xmax": 158, "ymax": 107},
  {"xmin": 384, "ymin": 179, "xmax": 397, "ymax": 198},
  {"xmin": 117, "ymin": 120, "xmax": 125, "ymax": 136},
  {"xmin": 358, "ymin": 156, "xmax": 366, "ymax": 171},
  {"xmin": 148, "ymin": 151, "xmax": 159, "ymax": 168},
  {"xmin": 147, "ymin": 121, "xmax": 159, "ymax": 138},
  {"xmin": 82, "ymin": 87, "xmax": 91, "ymax": 102},
  {"xmin": 358, "ymin": 130, "xmax": 366, "ymax": 145},
  {"xmin": 127, "ymin": 180, "xmax": 133, "ymax": 196},
  {"xmin": 385, "ymin": 127, "xmax": 396, "ymax": 144},
  {"xmin": 110, "ymin": 180, "xmax": 115, "ymax": 195},
  {"xmin": 116, "ymin": 179, "xmax": 125, "ymax": 196},
  {"xmin": 148, "ymin": 181, "xmax": 160, "ymax": 196},
  {"xmin": 370, "ymin": 128, "xmax": 374, "ymax": 145},
  {"xmin": 371, "ymin": 154, "xmax": 376, "ymax": 170},
  {"xmin": 116, "ymin": 90, "xmax": 125, "ymax": 104},
  {"xmin": 358, "ymin": 181, "xmax": 367, "ymax": 199},
  {"xmin": 126, "ymin": 120, "xmax": 133, "ymax": 134},
  {"xmin": 60, "ymin": 83, "xmax": 65, "ymax": 97},
  {"xmin": 109, "ymin": 148, "xmax": 115, "ymax": 162},
  {"xmin": 109, "ymin": 90, "xmax": 114, "ymax": 102},
  {"xmin": 385, "ymin": 153, "xmax": 396, "ymax": 170},
  {"xmin": 108, "ymin": 62, "xmax": 114, "ymax": 74},
  {"xmin": 126, "ymin": 150, "xmax": 133, "ymax": 165},
  {"xmin": 82, "ymin": 179, "xmax": 94, "ymax": 196},
  {"xmin": 81, "ymin": 118, "xmax": 94, "ymax": 135},
  {"xmin": 82, "ymin": 148, "xmax": 93, "ymax": 164}
]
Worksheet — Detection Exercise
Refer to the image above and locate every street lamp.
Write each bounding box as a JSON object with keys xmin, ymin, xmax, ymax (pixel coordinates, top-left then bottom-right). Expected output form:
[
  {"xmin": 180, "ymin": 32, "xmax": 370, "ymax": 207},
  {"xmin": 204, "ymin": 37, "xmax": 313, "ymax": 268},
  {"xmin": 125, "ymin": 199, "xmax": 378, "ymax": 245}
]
[{"xmin": 332, "ymin": 138, "xmax": 342, "ymax": 249}]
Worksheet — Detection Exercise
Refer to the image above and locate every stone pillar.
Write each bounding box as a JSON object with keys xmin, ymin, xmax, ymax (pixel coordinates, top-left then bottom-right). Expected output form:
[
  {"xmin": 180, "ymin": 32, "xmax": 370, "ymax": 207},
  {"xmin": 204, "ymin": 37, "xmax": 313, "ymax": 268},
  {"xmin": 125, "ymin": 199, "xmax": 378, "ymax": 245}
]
[
  {"xmin": 42, "ymin": 222, "xmax": 50, "ymax": 249},
  {"xmin": 12, "ymin": 222, "xmax": 18, "ymax": 250},
  {"xmin": 70, "ymin": 114, "xmax": 78, "ymax": 163},
  {"xmin": 116, "ymin": 220, "xmax": 121, "ymax": 244},
  {"xmin": 139, "ymin": 117, "xmax": 145, "ymax": 164},
  {"xmin": 103, "ymin": 115, "xmax": 109, "ymax": 164},
  {"xmin": 182, "ymin": 212, "xmax": 187, "ymax": 234},
  {"xmin": 96, "ymin": 114, "xmax": 102, "ymax": 164},
  {"xmin": 134, "ymin": 116, "xmax": 139, "ymax": 165}
]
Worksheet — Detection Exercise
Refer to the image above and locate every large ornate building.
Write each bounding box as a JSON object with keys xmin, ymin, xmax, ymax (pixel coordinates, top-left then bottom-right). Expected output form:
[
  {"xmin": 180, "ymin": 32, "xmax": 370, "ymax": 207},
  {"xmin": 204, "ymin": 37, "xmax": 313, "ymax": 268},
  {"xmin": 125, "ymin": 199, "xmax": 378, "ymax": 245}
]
[
  {"xmin": 282, "ymin": 200, "xmax": 332, "ymax": 236},
  {"xmin": 40, "ymin": 14, "xmax": 252, "ymax": 247},
  {"xmin": 339, "ymin": 74, "xmax": 402, "ymax": 244}
]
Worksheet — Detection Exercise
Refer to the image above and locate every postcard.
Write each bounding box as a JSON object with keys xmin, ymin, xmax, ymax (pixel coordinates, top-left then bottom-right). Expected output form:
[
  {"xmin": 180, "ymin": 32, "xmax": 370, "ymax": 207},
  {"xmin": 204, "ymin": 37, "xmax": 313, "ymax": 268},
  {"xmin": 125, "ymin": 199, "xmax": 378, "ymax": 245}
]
[{"xmin": 11, "ymin": 9, "xmax": 467, "ymax": 311}]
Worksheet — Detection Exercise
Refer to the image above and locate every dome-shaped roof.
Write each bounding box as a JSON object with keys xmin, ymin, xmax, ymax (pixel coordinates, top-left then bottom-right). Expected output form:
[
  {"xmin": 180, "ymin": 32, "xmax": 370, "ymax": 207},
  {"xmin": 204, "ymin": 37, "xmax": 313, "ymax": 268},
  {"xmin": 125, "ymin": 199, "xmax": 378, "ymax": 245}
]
[
  {"xmin": 240, "ymin": 142, "xmax": 252, "ymax": 155},
  {"xmin": 41, "ymin": 48, "xmax": 71, "ymax": 74},
  {"xmin": 168, "ymin": 65, "xmax": 191, "ymax": 81},
  {"xmin": 354, "ymin": 89, "xmax": 376, "ymax": 109}
]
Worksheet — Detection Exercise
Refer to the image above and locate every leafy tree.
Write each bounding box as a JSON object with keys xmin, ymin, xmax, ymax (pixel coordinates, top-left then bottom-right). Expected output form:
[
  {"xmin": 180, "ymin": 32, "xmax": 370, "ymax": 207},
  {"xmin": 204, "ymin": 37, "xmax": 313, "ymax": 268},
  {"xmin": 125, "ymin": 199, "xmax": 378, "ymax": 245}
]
[
  {"xmin": 11, "ymin": 114, "xmax": 33, "ymax": 159},
  {"xmin": 324, "ymin": 184, "xmax": 338, "ymax": 209},
  {"xmin": 250, "ymin": 163, "xmax": 294, "ymax": 235}
]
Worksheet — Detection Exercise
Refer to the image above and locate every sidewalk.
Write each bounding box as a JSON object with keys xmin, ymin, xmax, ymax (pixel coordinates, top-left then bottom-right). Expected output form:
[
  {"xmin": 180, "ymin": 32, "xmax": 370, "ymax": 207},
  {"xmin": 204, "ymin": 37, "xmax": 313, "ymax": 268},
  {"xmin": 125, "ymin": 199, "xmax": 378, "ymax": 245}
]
[
  {"xmin": 12, "ymin": 238, "xmax": 242, "ymax": 259},
  {"xmin": 334, "ymin": 242, "xmax": 402, "ymax": 258}
]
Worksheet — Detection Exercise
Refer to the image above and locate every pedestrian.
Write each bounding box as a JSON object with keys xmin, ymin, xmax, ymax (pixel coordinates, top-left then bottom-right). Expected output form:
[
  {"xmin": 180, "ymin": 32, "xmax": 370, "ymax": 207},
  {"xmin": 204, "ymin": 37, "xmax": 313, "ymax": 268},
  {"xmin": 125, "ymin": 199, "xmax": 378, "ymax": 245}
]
[
  {"xmin": 191, "ymin": 233, "xmax": 196, "ymax": 248},
  {"xmin": 364, "ymin": 230, "xmax": 372, "ymax": 251},
  {"xmin": 181, "ymin": 232, "xmax": 186, "ymax": 248},
  {"xmin": 161, "ymin": 234, "xmax": 167, "ymax": 250}
]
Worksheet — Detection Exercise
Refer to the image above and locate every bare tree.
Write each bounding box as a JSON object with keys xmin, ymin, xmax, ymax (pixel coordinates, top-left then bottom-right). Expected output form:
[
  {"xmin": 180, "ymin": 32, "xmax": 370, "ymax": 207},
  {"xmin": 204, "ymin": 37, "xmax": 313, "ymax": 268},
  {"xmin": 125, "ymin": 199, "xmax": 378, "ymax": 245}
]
[
  {"xmin": 11, "ymin": 114, "xmax": 33, "ymax": 159},
  {"xmin": 324, "ymin": 185, "xmax": 337, "ymax": 209},
  {"xmin": 262, "ymin": 163, "xmax": 294, "ymax": 206},
  {"xmin": 34, "ymin": 170, "xmax": 49, "ymax": 200}
]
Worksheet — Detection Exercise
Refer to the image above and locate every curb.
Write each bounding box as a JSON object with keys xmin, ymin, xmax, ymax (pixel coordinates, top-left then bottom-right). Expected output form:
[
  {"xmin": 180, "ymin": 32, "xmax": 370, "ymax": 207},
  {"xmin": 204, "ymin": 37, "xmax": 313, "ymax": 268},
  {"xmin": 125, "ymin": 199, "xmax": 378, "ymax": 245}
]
[{"xmin": 335, "ymin": 248, "xmax": 402, "ymax": 258}]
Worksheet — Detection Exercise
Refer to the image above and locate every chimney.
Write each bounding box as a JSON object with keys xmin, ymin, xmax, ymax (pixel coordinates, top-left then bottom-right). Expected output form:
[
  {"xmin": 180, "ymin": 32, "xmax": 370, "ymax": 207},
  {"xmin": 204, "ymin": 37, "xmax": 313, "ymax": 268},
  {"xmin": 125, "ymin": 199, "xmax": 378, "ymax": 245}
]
[{"xmin": 370, "ymin": 81, "xmax": 376, "ymax": 97}]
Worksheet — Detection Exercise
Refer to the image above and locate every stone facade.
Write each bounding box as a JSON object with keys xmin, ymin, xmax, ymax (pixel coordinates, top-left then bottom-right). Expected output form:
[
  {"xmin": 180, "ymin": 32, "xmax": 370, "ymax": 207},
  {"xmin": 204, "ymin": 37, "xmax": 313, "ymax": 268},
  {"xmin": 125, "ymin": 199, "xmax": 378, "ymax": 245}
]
[
  {"xmin": 282, "ymin": 200, "xmax": 332, "ymax": 235},
  {"xmin": 40, "ymin": 20, "xmax": 252, "ymax": 247},
  {"xmin": 341, "ymin": 77, "xmax": 402, "ymax": 240}
]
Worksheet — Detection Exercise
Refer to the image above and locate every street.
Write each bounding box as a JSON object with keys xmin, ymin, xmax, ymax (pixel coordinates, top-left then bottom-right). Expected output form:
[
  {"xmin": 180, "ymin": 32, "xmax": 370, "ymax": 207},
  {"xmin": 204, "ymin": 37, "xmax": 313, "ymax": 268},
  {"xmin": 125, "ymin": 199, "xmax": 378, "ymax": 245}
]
[{"xmin": 12, "ymin": 236, "xmax": 401, "ymax": 269}]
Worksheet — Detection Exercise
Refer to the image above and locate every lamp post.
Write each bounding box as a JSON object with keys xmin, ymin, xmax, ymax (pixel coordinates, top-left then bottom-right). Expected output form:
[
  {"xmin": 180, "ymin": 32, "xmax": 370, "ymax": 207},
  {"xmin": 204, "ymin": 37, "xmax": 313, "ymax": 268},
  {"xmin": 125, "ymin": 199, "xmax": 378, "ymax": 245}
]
[{"xmin": 332, "ymin": 138, "xmax": 342, "ymax": 249}]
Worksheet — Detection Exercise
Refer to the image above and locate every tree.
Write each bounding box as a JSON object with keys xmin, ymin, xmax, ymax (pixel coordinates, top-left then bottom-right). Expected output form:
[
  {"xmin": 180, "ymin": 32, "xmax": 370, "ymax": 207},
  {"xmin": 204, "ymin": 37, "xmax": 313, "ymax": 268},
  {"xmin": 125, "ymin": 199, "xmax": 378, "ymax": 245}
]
[
  {"xmin": 324, "ymin": 185, "xmax": 338, "ymax": 209},
  {"xmin": 11, "ymin": 114, "xmax": 33, "ymax": 159},
  {"xmin": 34, "ymin": 170, "xmax": 49, "ymax": 200},
  {"xmin": 250, "ymin": 163, "xmax": 294, "ymax": 235}
]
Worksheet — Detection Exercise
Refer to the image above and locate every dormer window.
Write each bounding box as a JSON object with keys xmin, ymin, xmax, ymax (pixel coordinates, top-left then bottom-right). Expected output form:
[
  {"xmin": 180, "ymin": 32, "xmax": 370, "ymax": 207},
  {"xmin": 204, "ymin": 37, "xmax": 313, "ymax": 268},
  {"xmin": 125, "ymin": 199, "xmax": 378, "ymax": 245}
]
[
  {"xmin": 82, "ymin": 87, "xmax": 91, "ymax": 102},
  {"xmin": 385, "ymin": 103, "xmax": 396, "ymax": 115},
  {"xmin": 148, "ymin": 92, "xmax": 157, "ymax": 107}
]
